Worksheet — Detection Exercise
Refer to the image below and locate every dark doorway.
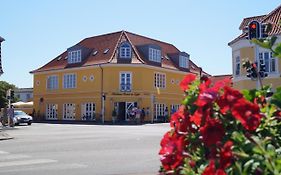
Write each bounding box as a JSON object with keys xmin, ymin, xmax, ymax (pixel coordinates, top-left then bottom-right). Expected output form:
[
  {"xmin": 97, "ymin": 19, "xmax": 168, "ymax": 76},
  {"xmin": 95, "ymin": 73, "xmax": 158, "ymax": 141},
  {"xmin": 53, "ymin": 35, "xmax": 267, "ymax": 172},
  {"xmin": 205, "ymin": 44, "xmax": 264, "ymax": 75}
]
[{"xmin": 118, "ymin": 102, "xmax": 126, "ymax": 121}]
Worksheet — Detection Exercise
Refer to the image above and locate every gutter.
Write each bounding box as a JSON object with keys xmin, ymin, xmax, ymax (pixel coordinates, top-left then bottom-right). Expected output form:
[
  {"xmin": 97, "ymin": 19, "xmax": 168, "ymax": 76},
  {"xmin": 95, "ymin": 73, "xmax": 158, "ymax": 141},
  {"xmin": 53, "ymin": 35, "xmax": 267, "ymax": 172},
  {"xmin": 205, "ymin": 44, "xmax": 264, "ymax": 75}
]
[{"xmin": 98, "ymin": 64, "xmax": 104, "ymax": 123}]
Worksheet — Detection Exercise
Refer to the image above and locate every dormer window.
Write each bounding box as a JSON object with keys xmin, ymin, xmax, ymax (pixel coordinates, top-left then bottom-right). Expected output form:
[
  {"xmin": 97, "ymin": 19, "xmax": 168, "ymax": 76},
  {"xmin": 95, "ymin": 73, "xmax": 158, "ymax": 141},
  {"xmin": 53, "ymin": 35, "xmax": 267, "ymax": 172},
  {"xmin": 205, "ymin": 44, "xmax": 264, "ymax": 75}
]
[
  {"xmin": 68, "ymin": 50, "xmax": 81, "ymax": 64},
  {"xmin": 179, "ymin": 55, "xmax": 189, "ymax": 68},
  {"xmin": 120, "ymin": 42, "xmax": 131, "ymax": 58},
  {"xmin": 149, "ymin": 48, "xmax": 161, "ymax": 62}
]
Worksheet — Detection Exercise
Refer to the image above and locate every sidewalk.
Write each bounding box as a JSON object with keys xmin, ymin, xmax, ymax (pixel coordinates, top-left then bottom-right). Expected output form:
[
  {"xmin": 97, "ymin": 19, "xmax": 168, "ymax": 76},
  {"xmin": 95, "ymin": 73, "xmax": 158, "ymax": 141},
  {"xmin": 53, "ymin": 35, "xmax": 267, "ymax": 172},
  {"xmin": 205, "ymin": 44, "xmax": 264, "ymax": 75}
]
[{"xmin": 0, "ymin": 127, "xmax": 14, "ymax": 141}]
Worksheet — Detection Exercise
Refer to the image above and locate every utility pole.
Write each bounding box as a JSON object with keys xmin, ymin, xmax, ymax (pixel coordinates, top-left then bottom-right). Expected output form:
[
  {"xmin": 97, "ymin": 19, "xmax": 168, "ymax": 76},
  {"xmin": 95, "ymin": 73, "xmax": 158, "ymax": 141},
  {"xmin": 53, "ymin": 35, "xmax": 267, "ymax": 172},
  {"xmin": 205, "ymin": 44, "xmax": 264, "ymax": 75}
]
[{"xmin": 0, "ymin": 36, "xmax": 5, "ymax": 76}]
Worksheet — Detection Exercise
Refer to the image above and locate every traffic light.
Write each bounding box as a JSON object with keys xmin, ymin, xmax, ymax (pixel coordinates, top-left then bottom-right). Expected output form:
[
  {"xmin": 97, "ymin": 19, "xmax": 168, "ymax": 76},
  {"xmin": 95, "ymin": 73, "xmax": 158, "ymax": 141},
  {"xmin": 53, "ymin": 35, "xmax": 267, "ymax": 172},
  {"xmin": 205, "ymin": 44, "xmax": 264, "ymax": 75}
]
[
  {"xmin": 261, "ymin": 23, "xmax": 272, "ymax": 38},
  {"xmin": 247, "ymin": 21, "xmax": 260, "ymax": 40},
  {"xmin": 10, "ymin": 90, "xmax": 14, "ymax": 100},
  {"xmin": 246, "ymin": 63, "xmax": 258, "ymax": 79},
  {"xmin": 259, "ymin": 63, "xmax": 268, "ymax": 78}
]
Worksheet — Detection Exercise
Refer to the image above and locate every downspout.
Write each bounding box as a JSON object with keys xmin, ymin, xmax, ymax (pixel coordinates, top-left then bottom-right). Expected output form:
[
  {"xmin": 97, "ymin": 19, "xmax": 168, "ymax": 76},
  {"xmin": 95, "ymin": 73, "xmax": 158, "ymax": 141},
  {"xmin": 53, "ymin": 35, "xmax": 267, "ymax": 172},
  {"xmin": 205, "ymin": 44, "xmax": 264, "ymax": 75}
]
[{"xmin": 99, "ymin": 64, "xmax": 104, "ymax": 124}]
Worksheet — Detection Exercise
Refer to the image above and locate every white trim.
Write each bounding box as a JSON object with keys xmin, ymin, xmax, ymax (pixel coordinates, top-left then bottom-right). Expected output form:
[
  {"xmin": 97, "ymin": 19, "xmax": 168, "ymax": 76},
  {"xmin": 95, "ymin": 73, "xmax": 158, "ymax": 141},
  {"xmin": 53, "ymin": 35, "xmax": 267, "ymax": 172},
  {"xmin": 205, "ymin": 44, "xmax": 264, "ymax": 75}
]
[
  {"xmin": 119, "ymin": 71, "xmax": 132, "ymax": 92},
  {"xmin": 68, "ymin": 50, "xmax": 82, "ymax": 64},
  {"xmin": 154, "ymin": 72, "xmax": 166, "ymax": 89},
  {"xmin": 46, "ymin": 75, "xmax": 59, "ymax": 90},
  {"xmin": 63, "ymin": 73, "xmax": 77, "ymax": 89},
  {"xmin": 63, "ymin": 103, "xmax": 76, "ymax": 120}
]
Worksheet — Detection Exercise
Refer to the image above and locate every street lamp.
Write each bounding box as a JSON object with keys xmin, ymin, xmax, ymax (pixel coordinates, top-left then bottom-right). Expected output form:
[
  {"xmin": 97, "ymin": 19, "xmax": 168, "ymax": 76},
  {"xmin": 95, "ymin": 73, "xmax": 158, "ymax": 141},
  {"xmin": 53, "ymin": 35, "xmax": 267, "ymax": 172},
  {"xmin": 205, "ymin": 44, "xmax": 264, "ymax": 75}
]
[{"xmin": 0, "ymin": 36, "xmax": 5, "ymax": 76}]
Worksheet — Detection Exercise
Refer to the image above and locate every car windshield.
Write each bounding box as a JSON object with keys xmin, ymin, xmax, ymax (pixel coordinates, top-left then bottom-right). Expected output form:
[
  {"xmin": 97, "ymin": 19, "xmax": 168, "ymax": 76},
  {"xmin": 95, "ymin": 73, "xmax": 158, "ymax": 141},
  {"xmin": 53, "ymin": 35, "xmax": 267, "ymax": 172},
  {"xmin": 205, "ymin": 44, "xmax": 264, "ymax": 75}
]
[{"xmin": 14, "ymin": 111, "xmax": 27, "ymax": 116}]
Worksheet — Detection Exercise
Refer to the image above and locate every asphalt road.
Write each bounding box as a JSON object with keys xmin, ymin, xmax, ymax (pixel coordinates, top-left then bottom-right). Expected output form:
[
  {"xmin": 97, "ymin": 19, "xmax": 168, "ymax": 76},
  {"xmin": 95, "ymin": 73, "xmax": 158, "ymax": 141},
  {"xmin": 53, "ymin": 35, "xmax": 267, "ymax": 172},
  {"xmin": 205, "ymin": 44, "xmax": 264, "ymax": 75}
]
[{"xmin": 0, "ymin": 123, "xmax": 169, "ymax": 175}]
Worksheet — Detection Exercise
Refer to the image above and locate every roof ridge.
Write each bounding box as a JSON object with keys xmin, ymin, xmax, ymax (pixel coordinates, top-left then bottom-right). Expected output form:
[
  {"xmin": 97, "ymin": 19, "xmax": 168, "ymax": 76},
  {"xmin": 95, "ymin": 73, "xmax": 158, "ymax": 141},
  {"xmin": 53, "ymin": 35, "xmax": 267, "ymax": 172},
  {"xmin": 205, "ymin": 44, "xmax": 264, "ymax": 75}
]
[
  {"xmin": 124, "ymin": 31, "xmax": 180, "ymax": 51},
  {"xmin": 83, "ymin": 30, "xmax": 123, "ymax": 41}
]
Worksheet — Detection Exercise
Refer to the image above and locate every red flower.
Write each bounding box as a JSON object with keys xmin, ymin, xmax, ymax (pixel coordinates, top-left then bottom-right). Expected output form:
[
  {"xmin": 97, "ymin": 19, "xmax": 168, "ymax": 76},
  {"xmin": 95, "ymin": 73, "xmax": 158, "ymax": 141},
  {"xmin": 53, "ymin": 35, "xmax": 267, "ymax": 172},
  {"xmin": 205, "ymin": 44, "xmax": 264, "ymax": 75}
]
[
  {"xmin": 195, "ymin": 88, "xmax": 218, "ymax": 107},
  {"xmin": 170, "ymin": 106, "xmax": 191, "ymax": 133},
  {"xmin": 219, "ymin": 141, "xmax": 233, "ymax": 169},
  {"xmin": 180, "ymin": 74, "xmax": 197, "ymax": 91},
  {"xmin": 217, "ymin": 86, "xmax": 243, "ymax": 114},
  {"xmin": 232, "ymin": 99, "xmax": 263, "ymax": 131},
  {"xmin": 159, "ymin": 131, "xmax": 187, "ymax": 171},
  {"xmin": 200, "ymin": 119, "xmax": 225, "ymax": 147},
  {"xmin": 202, "ymin": 160, "xmax": 227, "ymax": 175}
]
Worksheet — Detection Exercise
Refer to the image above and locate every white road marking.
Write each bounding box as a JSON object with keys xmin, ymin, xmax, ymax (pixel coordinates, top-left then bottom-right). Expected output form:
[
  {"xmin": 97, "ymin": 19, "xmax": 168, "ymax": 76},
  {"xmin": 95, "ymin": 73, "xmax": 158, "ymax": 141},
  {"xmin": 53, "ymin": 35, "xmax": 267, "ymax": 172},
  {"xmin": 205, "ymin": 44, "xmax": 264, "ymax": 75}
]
[
  {"xmin": 0, "ymin": 154, "xmax": 31, "ymax": 161},
  {"xmin": 0, "ymin": 151, "xmax": 9, "ymax": 154},
  {"xmin": 0, "ymin": 159, "xmax": 58, "ymax": 168}
]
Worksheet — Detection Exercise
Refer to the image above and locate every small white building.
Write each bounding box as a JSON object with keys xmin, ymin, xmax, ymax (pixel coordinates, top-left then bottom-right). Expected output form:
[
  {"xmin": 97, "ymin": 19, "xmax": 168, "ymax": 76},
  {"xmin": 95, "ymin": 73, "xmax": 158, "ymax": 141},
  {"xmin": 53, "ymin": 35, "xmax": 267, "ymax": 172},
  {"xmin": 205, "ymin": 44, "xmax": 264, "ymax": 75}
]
[{"xmin": 14, "ymin": 88, "xmax": 33, "ymax": 102}]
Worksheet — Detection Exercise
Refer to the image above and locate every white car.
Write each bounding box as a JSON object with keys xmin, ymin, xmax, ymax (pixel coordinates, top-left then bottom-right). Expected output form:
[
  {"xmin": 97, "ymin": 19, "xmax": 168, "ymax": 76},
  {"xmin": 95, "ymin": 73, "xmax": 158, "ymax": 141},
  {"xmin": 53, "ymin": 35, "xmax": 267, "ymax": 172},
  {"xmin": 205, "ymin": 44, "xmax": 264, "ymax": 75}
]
[{"xmin": 13, "ymin": 110, "xmax": 33, "ymax": 125}]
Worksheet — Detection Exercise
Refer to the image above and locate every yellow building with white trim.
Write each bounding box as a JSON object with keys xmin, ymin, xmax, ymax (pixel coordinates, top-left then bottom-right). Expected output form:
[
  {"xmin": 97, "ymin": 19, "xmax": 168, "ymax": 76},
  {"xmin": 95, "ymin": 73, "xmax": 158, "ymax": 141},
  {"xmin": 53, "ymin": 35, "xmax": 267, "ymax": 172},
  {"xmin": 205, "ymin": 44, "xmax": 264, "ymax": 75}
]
[
  {"xmin": 31, "ymin": 31, "xmax": 207, "ymax": 122},
  {"xmin": 229, "ymin": 5, "xmax": 281, "ymax": 91}
]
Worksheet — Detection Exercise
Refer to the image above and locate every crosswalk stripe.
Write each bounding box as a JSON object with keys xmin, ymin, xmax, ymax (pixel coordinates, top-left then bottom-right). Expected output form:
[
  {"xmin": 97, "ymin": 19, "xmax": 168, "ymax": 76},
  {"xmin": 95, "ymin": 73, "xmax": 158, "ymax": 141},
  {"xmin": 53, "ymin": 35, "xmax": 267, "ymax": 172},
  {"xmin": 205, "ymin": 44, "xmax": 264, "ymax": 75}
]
[
  {"xmin": 0, "ymin": 151, "xmax": 9, "ymax": 154},
  {"xmin": 0, "ymin": 154, "xmax": 31, "ymax": 161},
  {"xmin": 0, "ymin": 159, "xmax": 58, "ymax": 168}
]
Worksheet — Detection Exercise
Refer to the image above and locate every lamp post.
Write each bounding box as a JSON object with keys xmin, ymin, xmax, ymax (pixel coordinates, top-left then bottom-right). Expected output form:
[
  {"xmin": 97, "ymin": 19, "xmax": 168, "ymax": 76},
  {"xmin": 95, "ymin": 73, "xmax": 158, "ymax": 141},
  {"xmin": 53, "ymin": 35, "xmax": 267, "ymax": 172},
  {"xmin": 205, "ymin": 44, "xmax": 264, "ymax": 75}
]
[{"xmin": 0, "ymin": 36, "xmax": 5, "ymax": 76}]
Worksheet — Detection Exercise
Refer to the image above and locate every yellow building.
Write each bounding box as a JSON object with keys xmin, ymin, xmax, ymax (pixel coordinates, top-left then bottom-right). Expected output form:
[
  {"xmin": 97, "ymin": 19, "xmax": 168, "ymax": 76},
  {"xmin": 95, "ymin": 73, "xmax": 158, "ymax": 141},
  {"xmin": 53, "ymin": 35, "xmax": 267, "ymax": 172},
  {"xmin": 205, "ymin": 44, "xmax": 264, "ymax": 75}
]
[
  {"xmin": 229, "ymin": 5, "xmax": 281, "ymax": 91},
  {"xmin": 31, "ymin": 31, "xmax": 206, "ymax": 122}
]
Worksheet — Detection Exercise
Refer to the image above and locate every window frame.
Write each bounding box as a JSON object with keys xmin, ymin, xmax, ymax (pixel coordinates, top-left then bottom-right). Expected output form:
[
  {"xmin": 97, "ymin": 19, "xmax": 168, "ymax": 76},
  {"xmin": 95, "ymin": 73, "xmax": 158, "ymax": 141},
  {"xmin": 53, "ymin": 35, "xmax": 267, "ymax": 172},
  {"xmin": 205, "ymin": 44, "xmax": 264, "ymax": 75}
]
[
  {"xmin": 68, "ymin": 50, "xmax": 82, "ymax": 64},
  {"xmin": 63, "ymin": 73, "xmax": 77, "ymax": 89},
  {"xmin": 179, "ymin": 55, "xmax": 189, "ymax": 68},
  {"xmin": 149, "ymin": 48, "xmax": 161, "ymax": 62},
  {"xmin": 119, "ymin": 72, "xmax": 132, "ymax": 92},
  {"xmin": 119, "ymin": 42, "xmax": 132, "ymax": 59},
  {"xmin": 46, "ymin": 75, "xmax": 59, "ymax": 90},
  {"xmin": 235, "ymin": 56, "xmax": 240, "ymax": 76},
  {"xmin": 154, "ymin": 72, "xmax": 166, "ymax": 88},
  {"xmin": 259, "ymin": 51, "xmax": 277, "ymax": 74},
  {"xmin": 46, "ymin": 104, "xmax": 58, "ymax": 120}
]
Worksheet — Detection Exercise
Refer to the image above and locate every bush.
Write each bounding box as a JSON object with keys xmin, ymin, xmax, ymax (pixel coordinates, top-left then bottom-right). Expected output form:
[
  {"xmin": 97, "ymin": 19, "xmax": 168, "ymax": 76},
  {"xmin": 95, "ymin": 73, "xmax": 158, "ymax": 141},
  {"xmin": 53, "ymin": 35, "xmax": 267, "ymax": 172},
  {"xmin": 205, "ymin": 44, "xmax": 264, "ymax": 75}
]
[{"xmin": 159, "ymin": 74, "xmax": 281, "ymax": 175}]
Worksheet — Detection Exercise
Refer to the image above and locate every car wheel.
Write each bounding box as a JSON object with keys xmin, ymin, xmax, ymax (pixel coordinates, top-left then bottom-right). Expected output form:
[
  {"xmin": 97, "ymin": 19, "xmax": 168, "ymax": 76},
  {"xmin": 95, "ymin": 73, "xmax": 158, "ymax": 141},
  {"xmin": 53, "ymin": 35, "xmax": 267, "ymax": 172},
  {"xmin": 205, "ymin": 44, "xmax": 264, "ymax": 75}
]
[{"xmin": 28, "ymin": 122, "xmax": 32, "ymax": 125}]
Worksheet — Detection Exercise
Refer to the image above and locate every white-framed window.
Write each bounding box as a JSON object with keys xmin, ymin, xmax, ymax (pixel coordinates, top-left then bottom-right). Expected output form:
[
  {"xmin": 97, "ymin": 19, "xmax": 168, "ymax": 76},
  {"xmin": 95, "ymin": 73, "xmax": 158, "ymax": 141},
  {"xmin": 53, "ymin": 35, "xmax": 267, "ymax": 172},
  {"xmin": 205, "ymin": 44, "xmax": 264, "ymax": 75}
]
[
  {"xmin": 170, "ymin": 104, "xmax": 180, "ymax": 114},
  {"xmin": 179, "ymin": 55, "xmax": 189, "ymax": 68},
  {"xmin": 235, "ymin": 56, "xmax": 240, "ymax": 76},
  {"xmin": 81, "ymin": 102, "xmax": 96, "ymax": 121},
  {"xmin": 120, "ymin": 72, "xmax": 132, "ymax": 91},
  {"xmin": 63, "ymin": 103, "xmax": 76, "ymax": 120},
  {"xmin": 46, "ymin": 104, "xmax": 58, "ymax": 120},
  {"xmin": 154, "ymin": 103, "xmax": 166, "ymax": 120},
  {"xmin": 259, "ymin": 51, "xmax": 277, "ymax": 73},
  {"xmin": 120, "ymin": 42, "xmax": 131, "ymax": 58},
  {"xmin": 154, "ymin": 72, "xmax": 166, "ymax": 88},
  {"xmin": 63, "ymin": 73, "xmax": 76, "ymax": 89},
  {"xmin": 47, "ymin": 75, "xmax": 58, "ymax": 90},
  {"xmin": 149, "ymin": 48, "xmax": 161, "ymax": 62},
  {"xmin": 68, "ymin": 50, "xmax": 82, "ymax": 64}
]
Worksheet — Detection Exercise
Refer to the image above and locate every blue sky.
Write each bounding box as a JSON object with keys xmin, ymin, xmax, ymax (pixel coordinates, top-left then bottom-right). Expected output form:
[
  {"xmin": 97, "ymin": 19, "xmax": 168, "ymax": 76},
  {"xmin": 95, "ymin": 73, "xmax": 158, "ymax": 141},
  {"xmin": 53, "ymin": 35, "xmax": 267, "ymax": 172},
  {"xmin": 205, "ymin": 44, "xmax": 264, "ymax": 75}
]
[{"xmin": 1, "ymin": 0, "xmax": 280, "ymax": 88}]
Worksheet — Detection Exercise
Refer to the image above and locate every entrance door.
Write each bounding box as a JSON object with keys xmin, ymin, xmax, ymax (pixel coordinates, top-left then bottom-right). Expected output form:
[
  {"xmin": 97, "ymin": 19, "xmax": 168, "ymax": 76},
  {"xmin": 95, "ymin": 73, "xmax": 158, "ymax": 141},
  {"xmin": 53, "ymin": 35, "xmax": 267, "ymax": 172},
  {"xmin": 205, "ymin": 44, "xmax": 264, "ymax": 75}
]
[
  {"xmin": 117, "ymin": 102, "xmax": 126, "ymax": 121},
  {"xmin": 125, "ymin": 102, "xmax": 137, "ymax": 121}
]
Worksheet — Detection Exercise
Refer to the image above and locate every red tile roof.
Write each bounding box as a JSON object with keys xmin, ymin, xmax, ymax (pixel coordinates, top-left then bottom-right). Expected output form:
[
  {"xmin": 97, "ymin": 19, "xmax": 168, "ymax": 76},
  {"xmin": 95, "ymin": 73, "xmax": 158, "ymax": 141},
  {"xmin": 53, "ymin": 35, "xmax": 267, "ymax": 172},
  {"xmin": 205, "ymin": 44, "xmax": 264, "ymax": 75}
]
[
  {"xmin": 229, "ymin": 4, "xmax": 281, "ymax": 45},
  {"xmin": 31, "ymin": 31, "xmax": 207, "ymax": 75}
]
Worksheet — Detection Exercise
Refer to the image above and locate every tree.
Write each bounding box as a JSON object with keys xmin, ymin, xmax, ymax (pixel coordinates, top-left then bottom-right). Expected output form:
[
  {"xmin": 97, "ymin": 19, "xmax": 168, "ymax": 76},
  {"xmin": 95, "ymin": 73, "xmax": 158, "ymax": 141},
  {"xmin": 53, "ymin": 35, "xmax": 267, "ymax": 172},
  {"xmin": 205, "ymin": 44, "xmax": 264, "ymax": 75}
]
[{"xmin": 0, "ymin": 81, "xmax": 18, "ymax": 108}]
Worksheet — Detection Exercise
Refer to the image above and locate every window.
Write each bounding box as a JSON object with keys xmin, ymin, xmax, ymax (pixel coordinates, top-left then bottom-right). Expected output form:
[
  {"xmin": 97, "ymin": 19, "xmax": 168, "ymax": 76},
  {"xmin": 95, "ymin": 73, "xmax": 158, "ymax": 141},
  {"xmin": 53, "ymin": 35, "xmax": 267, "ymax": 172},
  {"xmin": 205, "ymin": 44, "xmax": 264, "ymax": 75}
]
[
  {"xmin": 235, "ymin": 56, "xmax": 240, "ymax": 76},
  {"xmin": 103, "ymin": 48, "xmax": 110, "ymax": 54},
  {"xmin": 154, "ymin": 73, "xmax": 166, "ymax": 88},
  {"xmin": 120, "ymin": 43, "xmax": 131, "ymax": 58},
  {"xmin": 154, "ymin": 103, "xmax": 166, "ymax": 120},
  {"xmin": 179, "ymin": 55, "xmax": 189, "ymax": 68},
  {"xmin": 68, "ymin": 50, "xmax": 81, "ymax": 64},
  {"xmin": 120, "ymin": 72, "xmax": 132, "ymax": 91},
  {"xmin": 63, "ymin": 103, "xmax": 76, "ymax": 120},
  {"xmin": 46, "ymin": 104, "xmax": 58, "ymax": 120},
  {"xmin": 81, "ymin": 102, "xmax": 96, "ymax": 121},
  {"xmin": 47, "ymin": 75, "xmax": 58, "ymax": 90},
  {"xmin": 149, "ymin": 48, "xmax": 161, "ymax": 62},
  {"xmin": 259, "ymin": 51, "xmax": 276, "ymax": 73},
  {"xmin": 26, "ymin": 93, "xmax": 31, "ymax": 100},
  {"xmin": 63, "ymin": 74, "xmax": 76, "ymax": 89},
  {"xmin": 170, "ymin": 104, "xmax": 180, "ymax": 114}
]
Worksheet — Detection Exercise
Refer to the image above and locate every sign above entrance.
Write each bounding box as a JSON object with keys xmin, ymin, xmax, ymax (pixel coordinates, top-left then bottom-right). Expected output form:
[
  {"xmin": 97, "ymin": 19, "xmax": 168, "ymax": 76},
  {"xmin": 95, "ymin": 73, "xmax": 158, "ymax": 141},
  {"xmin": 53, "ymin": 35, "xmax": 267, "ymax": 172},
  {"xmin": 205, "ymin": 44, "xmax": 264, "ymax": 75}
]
[{"xmin": 112, "ymin": 92, "xmax": 140, "ymax": 96}]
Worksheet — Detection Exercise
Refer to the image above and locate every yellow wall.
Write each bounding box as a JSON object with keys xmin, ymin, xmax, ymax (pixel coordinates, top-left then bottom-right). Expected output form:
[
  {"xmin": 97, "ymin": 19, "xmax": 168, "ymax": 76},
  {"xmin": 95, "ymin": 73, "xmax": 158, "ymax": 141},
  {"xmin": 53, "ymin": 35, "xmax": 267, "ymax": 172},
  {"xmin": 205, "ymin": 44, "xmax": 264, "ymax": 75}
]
[{"xmin": 33, "ymin": 65, "xmax": 188, "ymax": 122}]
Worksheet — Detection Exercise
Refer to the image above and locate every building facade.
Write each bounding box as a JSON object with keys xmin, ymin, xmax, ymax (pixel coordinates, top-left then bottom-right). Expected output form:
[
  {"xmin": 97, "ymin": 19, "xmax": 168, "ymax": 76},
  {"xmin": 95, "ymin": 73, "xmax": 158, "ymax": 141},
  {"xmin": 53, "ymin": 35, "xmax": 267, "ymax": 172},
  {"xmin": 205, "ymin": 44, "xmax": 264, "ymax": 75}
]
[
  {"xmin": 31, "ymin": 31, "xmax": 207, "ymax": 122},
  {"xmin": 14, "ymin": 88, "xmax": 33, "ymax": 102},
  {"xmin": 229, "ymin": 5, "xmax": 281, "ymax": 91}
]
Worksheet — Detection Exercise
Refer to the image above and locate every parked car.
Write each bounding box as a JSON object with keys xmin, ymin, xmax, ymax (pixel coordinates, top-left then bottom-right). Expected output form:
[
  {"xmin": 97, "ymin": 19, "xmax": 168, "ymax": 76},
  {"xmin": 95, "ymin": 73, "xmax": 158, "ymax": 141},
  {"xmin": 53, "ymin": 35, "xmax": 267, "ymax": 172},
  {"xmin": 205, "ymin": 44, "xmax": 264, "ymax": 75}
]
[{"xmin": 13, "ymin": 110, "xmax": 33, "ymax": 125}]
